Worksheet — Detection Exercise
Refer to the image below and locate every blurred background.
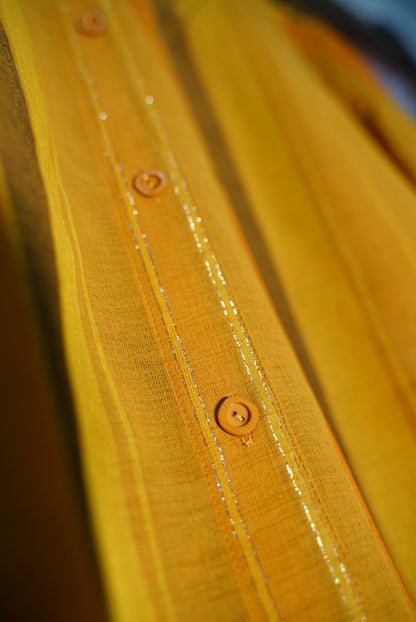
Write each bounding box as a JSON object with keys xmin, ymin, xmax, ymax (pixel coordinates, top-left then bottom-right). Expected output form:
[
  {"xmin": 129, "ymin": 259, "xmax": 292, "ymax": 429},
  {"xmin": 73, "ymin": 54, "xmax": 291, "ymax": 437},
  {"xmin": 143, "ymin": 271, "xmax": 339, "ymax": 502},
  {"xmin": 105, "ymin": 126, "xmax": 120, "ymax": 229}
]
[{"xmin": 281, "ymin": 0, "xmax": 416, "ymax": 117}]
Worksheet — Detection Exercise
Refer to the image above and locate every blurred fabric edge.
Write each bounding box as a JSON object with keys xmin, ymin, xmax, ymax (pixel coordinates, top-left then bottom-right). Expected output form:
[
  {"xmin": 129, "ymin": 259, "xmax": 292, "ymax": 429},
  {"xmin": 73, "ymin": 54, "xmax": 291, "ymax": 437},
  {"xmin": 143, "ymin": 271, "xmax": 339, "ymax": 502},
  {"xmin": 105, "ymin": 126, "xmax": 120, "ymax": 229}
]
[
  {"xmin": 275, "ymin": 0, "xmax": 416, "ymax": 188},
  {"xmin": 0, "ymin": 159, "xmax": 109, "ymax": 621},
  {"xmin": 279, "ymin": 0, "xmax": 416, "ymax": 118},
  {"xmin": 0, "ymin": 0, "xmax": 416, "ymax": 621}
]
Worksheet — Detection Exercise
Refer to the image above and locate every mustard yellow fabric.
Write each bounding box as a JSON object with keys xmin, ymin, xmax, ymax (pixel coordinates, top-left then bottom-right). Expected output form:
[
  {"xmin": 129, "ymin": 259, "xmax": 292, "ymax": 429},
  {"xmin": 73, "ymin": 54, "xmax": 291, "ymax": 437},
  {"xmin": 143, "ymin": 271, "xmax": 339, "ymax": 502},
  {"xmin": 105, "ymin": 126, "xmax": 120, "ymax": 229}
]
[{"xmin": 0, "ymin": 0, "xmax": 415, "ymax": 621}]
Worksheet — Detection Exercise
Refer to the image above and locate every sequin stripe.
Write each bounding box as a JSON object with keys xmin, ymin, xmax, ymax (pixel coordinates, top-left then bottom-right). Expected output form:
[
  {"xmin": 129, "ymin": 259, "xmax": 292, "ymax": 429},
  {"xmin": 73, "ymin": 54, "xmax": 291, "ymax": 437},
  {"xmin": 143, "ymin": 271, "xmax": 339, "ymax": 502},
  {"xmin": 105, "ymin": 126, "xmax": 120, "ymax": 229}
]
[
  {"xmin": 56, "ymin": 3, "xmax": 281, "ymax": 620},
  {"xmin": 103, "ymin": 1, "xmax": 366, "ymax": 619},
  {"xmin": 55, "ymin": 5, "xmax": 178, "ymax": 621}
]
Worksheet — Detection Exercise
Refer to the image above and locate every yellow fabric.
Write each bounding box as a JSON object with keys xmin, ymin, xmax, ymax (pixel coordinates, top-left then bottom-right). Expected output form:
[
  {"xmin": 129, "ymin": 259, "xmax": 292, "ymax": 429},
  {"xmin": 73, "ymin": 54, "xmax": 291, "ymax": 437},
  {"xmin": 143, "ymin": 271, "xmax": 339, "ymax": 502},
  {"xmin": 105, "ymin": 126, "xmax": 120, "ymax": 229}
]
[
  {"xmin": 280, "ymin": 11, "xmax": 416, "ymax": 185},
  {"xmin": 178, "ymin": 0, "xmax": 416, "ymax": 609},
  {"xmin": 0, "ymin": 0, "xmax": 415, "ymax": 621}
]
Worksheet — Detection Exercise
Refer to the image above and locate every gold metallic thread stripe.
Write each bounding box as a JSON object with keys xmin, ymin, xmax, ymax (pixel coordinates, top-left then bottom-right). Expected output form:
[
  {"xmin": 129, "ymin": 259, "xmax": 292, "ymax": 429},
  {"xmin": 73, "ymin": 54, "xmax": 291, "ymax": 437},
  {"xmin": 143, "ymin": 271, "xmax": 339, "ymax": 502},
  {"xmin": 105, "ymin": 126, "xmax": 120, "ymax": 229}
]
[
  {"xmin": 102, "ymin": 0, "xmax": 366, "ymax": 619},
  {"xmin": 57, "ymin": 1, "xmax": 282, "ymax": 619}
]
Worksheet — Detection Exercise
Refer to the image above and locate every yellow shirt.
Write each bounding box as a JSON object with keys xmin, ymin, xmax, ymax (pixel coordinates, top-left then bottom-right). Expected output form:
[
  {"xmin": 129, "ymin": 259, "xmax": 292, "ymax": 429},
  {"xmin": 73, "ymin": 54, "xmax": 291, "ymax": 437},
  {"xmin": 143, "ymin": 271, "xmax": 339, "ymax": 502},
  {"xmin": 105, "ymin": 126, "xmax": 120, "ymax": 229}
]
[{"xmin": 1, "ymin": 1, "xmax": 416, "ymax": 620}]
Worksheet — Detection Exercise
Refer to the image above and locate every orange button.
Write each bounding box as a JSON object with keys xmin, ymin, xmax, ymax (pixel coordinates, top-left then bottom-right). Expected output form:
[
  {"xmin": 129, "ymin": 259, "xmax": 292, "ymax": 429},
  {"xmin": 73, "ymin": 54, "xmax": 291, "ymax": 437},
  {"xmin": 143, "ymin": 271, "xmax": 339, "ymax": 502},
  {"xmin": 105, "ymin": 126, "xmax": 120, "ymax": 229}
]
[
  {"xmin": 216, "ymin": 396, "xmax": 260, "ymax": 437},
  {"xmin": 76, "ymin": 12, "xmax": 107, "ymax": 37},
  {"xmin": 133, "ymin": 169, "xmax": 167, "ymax": 197}
]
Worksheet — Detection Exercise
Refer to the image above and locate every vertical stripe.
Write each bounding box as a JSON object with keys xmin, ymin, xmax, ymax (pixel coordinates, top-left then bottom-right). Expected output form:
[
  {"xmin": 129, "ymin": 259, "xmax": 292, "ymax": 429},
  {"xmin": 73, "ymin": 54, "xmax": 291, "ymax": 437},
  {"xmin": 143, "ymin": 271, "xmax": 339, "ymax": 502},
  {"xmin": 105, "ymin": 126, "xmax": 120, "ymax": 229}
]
[
  {"xmin": 0, "ymin": 15, "xmax": 108, "ymax": 622},
  {"xmin": 151, "ymin": 0, "xmax": 342, "ymax": 445},
  {"xmin": 98, "ymin": 0, "xmax": 366, "ymax": 618}
]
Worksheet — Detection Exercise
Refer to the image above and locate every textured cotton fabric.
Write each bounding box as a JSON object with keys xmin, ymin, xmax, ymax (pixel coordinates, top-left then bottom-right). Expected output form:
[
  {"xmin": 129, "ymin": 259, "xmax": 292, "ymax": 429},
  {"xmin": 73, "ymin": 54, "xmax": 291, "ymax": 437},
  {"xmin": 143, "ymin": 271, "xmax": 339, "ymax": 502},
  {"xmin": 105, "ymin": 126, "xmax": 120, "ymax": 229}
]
[{"xmin": 1, "ymin": 1, "xmax": 416, "ymax": 621}]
